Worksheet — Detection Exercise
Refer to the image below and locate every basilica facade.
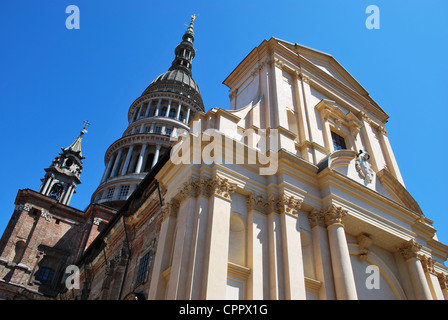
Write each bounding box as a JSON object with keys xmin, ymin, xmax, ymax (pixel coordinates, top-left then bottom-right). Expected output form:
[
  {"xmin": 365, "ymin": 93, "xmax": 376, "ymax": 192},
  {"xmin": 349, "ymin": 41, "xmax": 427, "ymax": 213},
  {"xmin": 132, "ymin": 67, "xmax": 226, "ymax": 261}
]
[{"xmin": 0, "ymin": 18, "xmax": 447, "ymax": 300}]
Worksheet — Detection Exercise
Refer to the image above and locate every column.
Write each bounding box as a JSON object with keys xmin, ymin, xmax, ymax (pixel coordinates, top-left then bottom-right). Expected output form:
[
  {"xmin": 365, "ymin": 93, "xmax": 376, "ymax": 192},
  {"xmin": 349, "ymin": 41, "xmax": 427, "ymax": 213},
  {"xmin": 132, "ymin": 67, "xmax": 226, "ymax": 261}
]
[
  {"xmin": 318, "ymin": 106, "xmax": 332, "ymax": 151},
  {"xmin": 359, "ymin": 113, "xmax": 379, "ymax": 172},
  {"xmin": 135, "ymin": 144, "xmax": 147, "ymax": 174},
  {"xmin": 308, "ymin": 210, "xmax": 336, "ymax": 300},
  {"xmin": 152, "ymin": 144, "xmax": 161, "ymax": 168},
  {"xmin": 110, "ymin": 149, "xmax": 123, "ymax": 178},
  {"xmin": 166, "ymin": 183, "xmax": 198, "ymax": 299},
  {"xmin": 66, "ymin": 185, "xmax": 75, "ymax": 205},
  {"xmin": 120, "ymin": 146, "xmax": 134, "ymax": 175},
  {"xmin": 277, "ymin": 194, "xmax": 306, "ymax": 300},
  {"xmin": 201, "ymin": 176, "xmax": 236, "ymax": 299},
  {"xmin": 292, "ymin": 71, "xmax": 310, "ymax": 154},
  {"xmin": 297, "ymin": 74, "xmax": 316, "ymax": 163},
  {"xmin": 185, "ymin": 107, "xmax": 191, "ymax": 124},
  {"xmin": 438, "ymin": 274, "xmax": 448, "ymax": 300},
  {"xmin": 397, "ymin": 239, "xmax": 432, "ymax": 300},
  {"xmin": 176, "ymin": 102, "xmax": 182, "ymax": 121},
  {"xmin": 61, "ymin": 184, "xmax": 72, "ymax": 205},
  {"xmin": 377, "ymin": 126, "xmax": 405, "ymax": 186},
  {"xmin": 269, "ymin": 59, "xmax": 280, "ymax": 129},
  {"xmin": 246, "ymin": 194, "xmax": 269, "ymax": 300},
  {"xmin": 136, "ymin": 103, "xmax": 144, "ymax": 120},
  {"xmin": 154, "ymin": 99, "xmax": 162, "ymax": 117},
  {"xmin": 145, "ymin": 100, "xmax": 153, "ymax": 117},
  {"xmin": 131, "ymin": 108, "xmax": 138, "ymax": 123},
  {"xmin": 324, "ymin": 205, "xmax": 358, "ymax": 300},
  {"xmin": 420, "ymin": 255, "xmax": 445, "ymax": 299},
  {"xmin": 166, "ymin": 99, "xmax": 172, "ymax": 118},
  {"xmin": 148, "ymin": 200, "xmax": 179, "ymax": 300},
  {"xmin": 101, "ymin": 154, "xmax": 116, "ymax": 183},
  {"xmin": 190, "ymin": 181, "xmax": 212, "ymax": 299},
  {"xmin": 41, "ymin": 176, "xmax": 53, "ymax": 195}
]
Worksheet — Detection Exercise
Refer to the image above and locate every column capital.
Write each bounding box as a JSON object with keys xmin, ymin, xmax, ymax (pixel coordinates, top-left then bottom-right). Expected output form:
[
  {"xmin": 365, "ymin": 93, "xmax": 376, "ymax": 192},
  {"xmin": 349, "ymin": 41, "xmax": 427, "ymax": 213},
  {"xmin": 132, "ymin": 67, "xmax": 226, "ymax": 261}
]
[
  {"xmin": 276, "ymin": 192, "xmax": 302, "ymax": 216},
  {"xmin": 308, "ymin": 209, "xmax": 326, "ymax": 228},
  {"xmin": 193, "ymin": 176, "xmax": 237, "ymax": 200},
  {"xmin": 161, "ymin": 199, "xmax": 179, "ymax": 222},
  {"xmin": 324, "ymin": 205, "xmax": 347, "ymax": 227},
  {"xmin": 178, "ymin": 180, "xmax": 200, "ymax": 202},
  {"xmin": 247, "ymin": 193, "xmax": 269, "ymax": 214},
  {"xmin": 419, "ymin": 254, "xmax": 436, "ymax": 275},
  {"xmin": 397, "ymin": 239, "xmax": 422, "ymax": 261},
  {"xmin": 437, "ymin": 273, "xmax": 448, "ymax": 290},
  {"xmin": 209, "ymin": 176, "xmax": 236, "ymax": 201}
]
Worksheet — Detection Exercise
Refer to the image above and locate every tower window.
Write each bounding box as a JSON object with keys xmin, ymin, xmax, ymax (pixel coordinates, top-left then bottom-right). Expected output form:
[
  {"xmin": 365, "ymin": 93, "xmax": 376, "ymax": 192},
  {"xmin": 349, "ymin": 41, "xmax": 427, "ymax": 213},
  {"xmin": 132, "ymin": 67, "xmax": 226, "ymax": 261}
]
[
  {"xmin": 165, "ymin": 127, "xmax": 172, "ymax": 136},
  {"xmin": 161, "ymin": 107, "xmax": 167, "ymax": 117},
  {"xmin": 48, "ymin": 183, "xmax": 64, "ymax": 200},
  {"xmin": 65, "ymin": 159, "xmax": 73, "ymax": 167},
  {"xmin": 106, "ymin": 188, "xmax": 115, "ymax": 201},
  {"xmin": 36, "ymin": 267, "xmax": 54, "ymax": 285},
  {"xmin": 331, "ymin": 131, "xmax": 347, "ymax": 151},
  {"xmin": 155, "ymin": 126, "xmax": 162, "ymax": 134},
  {"xmin": 168, "ymin": 108, "xmax": 176, "ymax": 119},
  {"xmin": 118, "ymin": 185, "xmax": 130, "ymax": 200}
]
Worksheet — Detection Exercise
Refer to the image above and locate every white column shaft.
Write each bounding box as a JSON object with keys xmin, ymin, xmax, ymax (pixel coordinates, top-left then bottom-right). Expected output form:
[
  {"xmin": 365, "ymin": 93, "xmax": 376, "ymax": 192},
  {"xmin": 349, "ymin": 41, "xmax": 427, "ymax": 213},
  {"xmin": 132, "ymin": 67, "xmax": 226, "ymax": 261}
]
[
  {"xmin": 327, "ymin": 223, "xmax": 358, "ymax": 300},
  {"xmin": 110, "ymin": 149, "xmax": 123, "ymax": 178},
  {"xmin": 152, "ymin": 145, "xmax": 161, "ymax": 168},
  {"xmin": 135, "ymin": 144, "xmax": 147, "ymax": 174},
  {"xmin": 120, "ymin": 146, "xmax": 134, "ymax": 175}
]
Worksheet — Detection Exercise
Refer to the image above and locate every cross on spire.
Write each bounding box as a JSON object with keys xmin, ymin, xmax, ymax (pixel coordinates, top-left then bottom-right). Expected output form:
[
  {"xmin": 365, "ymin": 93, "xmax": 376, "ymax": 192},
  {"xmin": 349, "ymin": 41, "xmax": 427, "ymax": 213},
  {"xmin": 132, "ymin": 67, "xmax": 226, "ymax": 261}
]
[{"xmin": 82, "ymin": 120, "xmax": 90, "ymax": 134}]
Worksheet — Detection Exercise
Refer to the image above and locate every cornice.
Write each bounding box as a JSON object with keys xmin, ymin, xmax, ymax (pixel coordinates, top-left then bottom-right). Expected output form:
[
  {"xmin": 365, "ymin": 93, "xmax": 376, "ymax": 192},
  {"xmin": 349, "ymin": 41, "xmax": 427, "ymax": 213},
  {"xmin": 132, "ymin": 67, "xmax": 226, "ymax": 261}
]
[
  {"xmin": 104, "ymin": 133, "xmax": 171, "ymax": 162},
  {"xmin": 128, "ymin": 90, "xmax": 200, "ymax": 121}
]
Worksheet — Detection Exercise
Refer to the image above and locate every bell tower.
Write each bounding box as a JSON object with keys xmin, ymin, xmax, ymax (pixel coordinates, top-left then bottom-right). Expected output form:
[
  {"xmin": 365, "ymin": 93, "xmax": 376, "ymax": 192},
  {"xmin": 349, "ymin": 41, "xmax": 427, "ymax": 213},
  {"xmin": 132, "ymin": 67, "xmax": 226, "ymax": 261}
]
[{"xmin": 39, "ymin": 121, "xmax": 89, "ymax": 206}]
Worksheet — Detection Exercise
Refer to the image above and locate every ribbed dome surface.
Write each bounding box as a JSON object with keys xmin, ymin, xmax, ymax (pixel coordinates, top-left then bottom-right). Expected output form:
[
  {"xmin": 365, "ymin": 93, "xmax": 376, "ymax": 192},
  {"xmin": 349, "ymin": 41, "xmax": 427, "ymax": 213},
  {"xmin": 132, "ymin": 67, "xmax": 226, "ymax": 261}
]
[
  {"xmin": 150, "ymin": 69, "xmax": 200, "ymax": 93},
  {"xmin": 142, "ymin": 69, "xmax": 203, "ymax": 110}
]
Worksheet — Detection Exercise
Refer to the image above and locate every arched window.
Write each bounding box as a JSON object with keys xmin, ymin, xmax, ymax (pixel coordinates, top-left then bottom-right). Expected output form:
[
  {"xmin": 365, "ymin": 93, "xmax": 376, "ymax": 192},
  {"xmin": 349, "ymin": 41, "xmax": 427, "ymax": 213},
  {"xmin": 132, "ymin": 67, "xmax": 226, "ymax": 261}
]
[
  {"xmin": 179, "ymin": 111, "xmax": 184, "ymax": 121},
  {"xmin": 161, "ymin": 107, "xmax": 167, "ymax": 117},
  {"xmin": 169, "ymin": 108, "xmax": 176, "ymax": 119}
]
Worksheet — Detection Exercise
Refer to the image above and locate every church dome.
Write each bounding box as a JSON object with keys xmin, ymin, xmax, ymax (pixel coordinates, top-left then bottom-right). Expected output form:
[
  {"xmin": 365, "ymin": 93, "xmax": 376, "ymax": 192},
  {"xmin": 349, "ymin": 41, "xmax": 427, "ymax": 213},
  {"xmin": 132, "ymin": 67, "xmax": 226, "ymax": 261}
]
[{"xmin": 142, "ymin": 68, "xmax": 204, "ymax": 111}]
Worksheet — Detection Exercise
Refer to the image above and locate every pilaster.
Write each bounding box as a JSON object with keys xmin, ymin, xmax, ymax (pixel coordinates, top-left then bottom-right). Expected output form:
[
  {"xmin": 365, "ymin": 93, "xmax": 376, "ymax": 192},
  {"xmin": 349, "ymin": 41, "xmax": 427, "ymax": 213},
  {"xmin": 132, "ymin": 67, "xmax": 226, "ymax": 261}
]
[{"xmin": 308, "ymin": 209, "xmax": 336, "ymax": 300}]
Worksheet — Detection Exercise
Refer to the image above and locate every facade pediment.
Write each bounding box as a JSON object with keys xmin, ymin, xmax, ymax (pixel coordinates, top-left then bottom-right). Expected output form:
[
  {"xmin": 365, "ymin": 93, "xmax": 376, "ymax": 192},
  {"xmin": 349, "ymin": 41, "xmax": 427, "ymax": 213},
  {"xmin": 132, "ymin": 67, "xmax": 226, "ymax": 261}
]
[{"xmin": 274, "ymin": 38, "xmax": 369, "ymax": 97}]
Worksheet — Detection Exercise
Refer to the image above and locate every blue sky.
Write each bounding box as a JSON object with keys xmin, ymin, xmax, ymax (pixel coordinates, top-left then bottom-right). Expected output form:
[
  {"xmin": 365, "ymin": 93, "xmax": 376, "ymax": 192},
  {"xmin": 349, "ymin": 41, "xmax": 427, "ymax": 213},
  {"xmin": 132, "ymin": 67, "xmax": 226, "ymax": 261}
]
[{"xmin": 1, "ymin": 1, "xmax": 447, "ymax": 245}]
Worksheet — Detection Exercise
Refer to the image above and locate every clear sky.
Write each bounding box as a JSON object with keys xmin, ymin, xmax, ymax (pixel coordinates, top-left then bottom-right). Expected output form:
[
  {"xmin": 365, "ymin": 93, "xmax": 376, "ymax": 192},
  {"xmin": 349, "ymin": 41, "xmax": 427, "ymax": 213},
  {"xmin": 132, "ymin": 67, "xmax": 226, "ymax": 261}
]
[{"xmin": 1, "ymin": 1, "xmax": 447, "ymax": 245}]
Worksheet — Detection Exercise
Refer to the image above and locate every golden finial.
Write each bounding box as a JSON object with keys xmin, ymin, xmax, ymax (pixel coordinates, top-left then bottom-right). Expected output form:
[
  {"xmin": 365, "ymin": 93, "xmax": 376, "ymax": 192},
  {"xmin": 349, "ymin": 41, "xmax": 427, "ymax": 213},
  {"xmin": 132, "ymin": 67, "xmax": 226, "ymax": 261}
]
[{"xmin": 191, "ymin": 14, "xmax": 199, "ymax": 22}]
